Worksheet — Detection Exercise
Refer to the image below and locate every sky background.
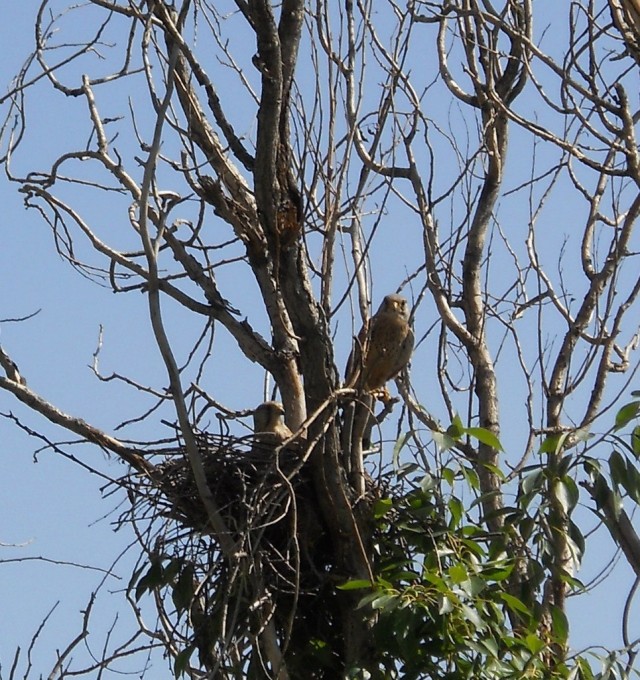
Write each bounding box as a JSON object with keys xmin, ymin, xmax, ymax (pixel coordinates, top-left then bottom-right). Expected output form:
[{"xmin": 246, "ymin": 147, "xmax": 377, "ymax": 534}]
[{"xmin": 1, "ymin": 2, "xmax": 639, "ymax": 677}]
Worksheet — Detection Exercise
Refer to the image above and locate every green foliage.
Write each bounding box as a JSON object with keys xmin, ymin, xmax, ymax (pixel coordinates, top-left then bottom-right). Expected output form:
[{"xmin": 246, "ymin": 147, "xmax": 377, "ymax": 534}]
[
  {"xmin": 349, "ymin": 408, "xmax": 640, "ymax": 679},
  {"xmin": 433, "ymin": 415, "xmax": 504, "ymax": 453},
  {"xmin": 132, "ymin": 555, "xmax": 185, "ymax": 602},
  {"xmin": 588, "ymin": 397, "xmax": 640, "ymax": 520},
  {"xmin": 614, "ymin": 400, "xmax": 640, "ymax": 431},
  {"xmin": 174, "ymin": 646, "xmax": 196, "ymax": 679},
  {"xmin": 358, "ymin": 479, "xmax": 561, "ymax": 679},
  {"xmin": 129, "ymin": 555, "xmax": 203, "ymax": 677}
]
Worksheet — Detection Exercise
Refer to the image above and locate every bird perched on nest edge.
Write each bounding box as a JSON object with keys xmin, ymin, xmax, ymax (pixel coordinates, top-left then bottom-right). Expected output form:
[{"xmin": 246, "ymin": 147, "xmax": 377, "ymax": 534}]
[{"xmin": 252, "ymin": 401, "xmax": 293, "ymax": 450}]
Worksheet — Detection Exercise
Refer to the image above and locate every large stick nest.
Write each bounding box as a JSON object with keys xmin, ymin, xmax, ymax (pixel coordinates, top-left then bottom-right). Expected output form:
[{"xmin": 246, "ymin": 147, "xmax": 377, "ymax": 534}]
[
  {"xmin": 112, "ymin": 429, "xmax": 387, "ymax": 672},
  {"xmin": 120, "ymin": 431, "xmax": 341, "ymax": 593}
]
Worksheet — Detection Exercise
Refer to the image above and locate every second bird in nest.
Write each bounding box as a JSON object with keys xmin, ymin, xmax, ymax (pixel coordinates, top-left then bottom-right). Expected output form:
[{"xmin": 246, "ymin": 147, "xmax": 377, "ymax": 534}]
[{"xmin": 252, "ymin": 401, "xmax": 293, "ymax": 450}]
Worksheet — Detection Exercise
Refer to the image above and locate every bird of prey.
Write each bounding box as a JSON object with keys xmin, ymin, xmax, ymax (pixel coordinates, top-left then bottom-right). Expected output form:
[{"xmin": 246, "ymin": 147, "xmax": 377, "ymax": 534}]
[
  {"xmin": 252, "ymin": 401, "xmax": 293, "ymax": 449},
  {"xmin": 346, "ymin": 293, "xmax": 414, "ymax": 395}
]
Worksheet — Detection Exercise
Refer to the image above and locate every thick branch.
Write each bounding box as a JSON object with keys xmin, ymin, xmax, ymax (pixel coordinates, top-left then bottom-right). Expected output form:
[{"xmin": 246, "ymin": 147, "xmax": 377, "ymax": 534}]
[
  {"xmin": 582, "ymin": 479, "xmax": 640, "ymax": 577},
  {"xmin": 0, "ymin": 376, "xmax": 153, "ymax": 474}
]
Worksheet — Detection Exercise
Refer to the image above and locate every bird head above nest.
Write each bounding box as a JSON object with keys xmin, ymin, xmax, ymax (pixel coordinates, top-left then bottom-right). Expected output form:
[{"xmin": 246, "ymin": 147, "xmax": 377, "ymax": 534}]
[{"xmin": 252, "ymin": 401, "xmax": 293, "ymax": 444}]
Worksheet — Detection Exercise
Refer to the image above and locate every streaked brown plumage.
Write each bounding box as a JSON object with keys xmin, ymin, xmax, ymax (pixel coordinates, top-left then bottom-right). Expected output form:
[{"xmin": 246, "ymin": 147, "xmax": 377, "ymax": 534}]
[{"xmin": 346, "ymin": 294, "xmax": 414, "ymax": 393}]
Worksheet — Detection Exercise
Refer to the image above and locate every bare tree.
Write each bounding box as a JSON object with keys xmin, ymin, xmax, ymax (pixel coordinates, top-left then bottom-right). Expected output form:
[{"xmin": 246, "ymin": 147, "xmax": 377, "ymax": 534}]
[{"xmin": 1, "ymin": 0, "xmax": 640, "ymax": 677}]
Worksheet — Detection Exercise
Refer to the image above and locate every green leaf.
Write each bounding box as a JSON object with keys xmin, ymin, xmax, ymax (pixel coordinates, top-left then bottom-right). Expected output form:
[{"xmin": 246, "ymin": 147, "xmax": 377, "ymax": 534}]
[
  {"xmin": 539, "ymin": 432, "xmax": 568, "ymax": 455},
  {"xmin": 392, "ymin": 431, "xmax": 412, "ymax": 468},
  {"xmin": 483, "ymin": 564, "xmax": 514, "ymax": 582},
  {"xmin": 627, "ymin": 470, "xmax": 640, "ymax": 505},
  {"xmin": 460, "ymin": 537, "xmax": 486, "ymax": 558},
  {"xmin": 371, "ymin": 593, "xmax": 400, "ymax": 612},
  {"xmin": 448, "ymin": 413, "xmax": 465, "ymax": 439},
  {"xmin": 555, "ymin": 476, "xmax": 579, "ymax": 515},
  {"xmin": 520, "ymin": 470, "xmax": 544, "ymax": 494},
  {"xmin": 447, "ymin": 563, "xmax": 468, "ymax": 584},
  {"xmin": 520, "ymin": 469, "xmax": 544, "ymax": 504},
  {"xmin": 164, "ymin": 558, "xmax": 183, "ymax": 582},
  {"xmin": 127, "ymin": 563, "xmax": 147, "ymax": 595},
  {"xmin": 420, "ymin": 473, "xmax": 436, "ymax": 493},
  {"xmin": 442, "ymin": 466, "xmax": 456, "ymax": 485},
  {"xmin": 551, "ymin": 605, "xmax": 569, "ymax": 643},
  {"xmin": 611, "ymin": 455, "xmax": 640, "ymax": 505},
  {"xmin": 172, "ymin": 566, "xmax": 195, "ymax": 614},
  {"xmin": 337, "ymin": 579, "xmax": 372, "ymax": 591},
  {"xmin": 460, "ymin": 465, "xmax": 480, "ymax": 490},
  {"xmin": 355, "ymin": 592, "xmax": 381, "ymax": 609},
  {"xmin": 432, "ymin": 430, "xmax": 456, "ymax": 452},
  {"xmin": 439, "ymin": 595, "xmax": 454, "ymax": 614},
  {"xmin": 632, "ymin": 426, "xmax": 640, "ymax": 458},
  {"xmin": 572, "ymin": 427, "xmax": 592, "ymax": 444},
  {"xmin": 609, "ymin": 450, "xmax": 627, "ymax": 488},
  {"xmin": 390, "ymin": 571, "xmax": 420, "ymax": 583},
  {"xmin": 591, "ymin": 473, "xmax": 613, "ymax": 512},
  {"xmin": 519, "ymin": 515, "xmax": 535, "ymax": 541},
  {"xmin": 448, "ymin": 496, "xmax": 463, "ymax": 528},
  {"xmin": 460, "ymin": 604, "xmax": 485, "ymax": 629},
  {"xmin": 479, "ymin": 636, "xmax": 499, "ymax": 658},
  {"xmin": 174, "ymin": 645, "xmax": 194, "ymax": 678},
  {"xmin": 499, "ymin": 592, "xmax": 531, "ymax": 616},
  {"xmin": 396, "ymin": 462, "xmax": 420, "ymax": 478},
  {"xmin": 424, "ymin": 571, "xmax": 447, "ymax": 590},
  {"xmin": 567, "ymin": 521, "xmax": 585, "ymax": 567},
  {"xmin": 464, "ymin": 427, "xmax": 504, "ymax": 451},
  {"xmin": 461, "ymin": 575, "xmax": 486, "ymax": 597},
  {"xmin": 373, "ymin": 497, "xmax": 393, "ymax": 519},
  {"xmin": 520, "ymin": 469, "xmax": 545, "ymax": 495},
  {"xmin": 539, "ymin": 434, "xmax": 559, "ymax": 454},
  {"xmin": 481, "ymin": 462, "xmax": 507, "ymax": 480},
  {"xmin": 524, "ymin": 633, "xmax": 545, "ymax": 655},
  {"xmin": 615, "ymin": 400, "xmax": 640, "ymax": 430},
  {"xmin": 135, "ymin": 559, "xmax": 164, "ymax": 601},
  {"xmin": 574, "ymin": 657, "xmax": 595, "ymax": 680}
]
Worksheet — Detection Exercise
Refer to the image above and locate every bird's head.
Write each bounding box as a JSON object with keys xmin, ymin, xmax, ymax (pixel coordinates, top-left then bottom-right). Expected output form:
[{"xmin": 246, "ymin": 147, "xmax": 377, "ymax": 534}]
[
  {"xmin": 253, "ymin": 401, "xmax": 285, "ymax": 432},
  {"xmin": 379, "ymin": 293, "xmax": 409, "ymax": 320}
]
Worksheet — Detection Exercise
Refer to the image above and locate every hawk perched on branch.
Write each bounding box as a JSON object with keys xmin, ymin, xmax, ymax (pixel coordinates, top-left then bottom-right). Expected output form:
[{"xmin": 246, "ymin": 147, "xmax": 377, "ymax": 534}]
[{"xmin": 346, "ymin": 293, "xmax": 414, "ymax": 394}]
